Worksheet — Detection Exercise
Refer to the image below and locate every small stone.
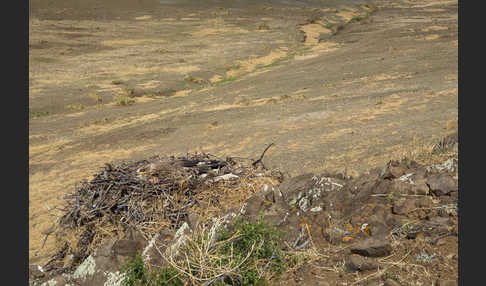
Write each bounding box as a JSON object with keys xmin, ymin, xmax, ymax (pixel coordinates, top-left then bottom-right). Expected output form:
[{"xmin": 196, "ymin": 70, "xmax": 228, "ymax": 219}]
[
  {"xmin": 350, "ymin": 237, "xmax": 392, "ymax": 257},
  {"xmin": 29, "ymin": 265, "xmax": 45, "ymax": 279},
  {"xmin": 384, "ymin": 279, "xmax": 402, "ymax": 286},
  {"xmin": 345, "ymin": 255, "xmax": 378, "ymax": 272}
]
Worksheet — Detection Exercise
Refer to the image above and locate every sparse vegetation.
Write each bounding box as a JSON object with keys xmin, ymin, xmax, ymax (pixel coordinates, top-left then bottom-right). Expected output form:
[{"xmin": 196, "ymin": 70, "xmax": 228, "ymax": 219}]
[
  {"xmin": 122, "ymin": 87, "xmax": 136, "ymax": 97},
  {"xmin": 391, "ymin": 221, "xmax": 415, "ymax": 237},
  {"xmin": 260, "ymin": 56, "xmax": 290, "ymax": 69},
  {"xmin": 92, "ymin": 117, "xmax": 110, "ymax": 125},
  {"xmin": 258, "ymin": 23, "xmax": 270, "ymax": 30},
  {"xmin": 30, "ymin": 56, "xmax": 57, "ymax": 63},
  {"xmin": 383, "ymin": 271, "xmax": 400, "ymax": 282},
  {"xmin": 184, "ymin": 75, "xmax": 206, "ymax": 85},
  {"xmin": 415, "ymin": 251, "xmax": 436, "ymax": 264},
  {"xmin": 113, "ymin": 95, "xmax": 135, "ymax": 106},
  {"xmin": 121, "ymin": 254, "xmax": 183, "ymax": 286},
  {"xmin": 350, "ymin": 15, "xmax": 364, "ymax": 23},
  {"xmin": 121, "ymin": 217, "xmax": 288, "ymax": 286},
  {"xmin": 143, "ymin": 93, "xmax": 158, "ymax": 98},
  {"xmin": 211, "ymin": 76, "xmax": 238, "ymax": 87},
  {"xmin": 154, "ymin": 48, "xmax": 169, "ymax": 54},
  {"xmin": 66, "ymin": 103, "xmax": 85, "ymax": 111},
  {"xmin": 395, "ymin": 136, "xmax": 458, "ymax": 167},
  {"xmin": 88, "ymin": 93, "xmax": 103, "ymax": 104},
  {"xmin": 29, "ymin": 110, "xmax": 50, "ymax": 119},
  {"xmin": 112, "ymin": 80, "xmax": 123, "ymax": 85}
]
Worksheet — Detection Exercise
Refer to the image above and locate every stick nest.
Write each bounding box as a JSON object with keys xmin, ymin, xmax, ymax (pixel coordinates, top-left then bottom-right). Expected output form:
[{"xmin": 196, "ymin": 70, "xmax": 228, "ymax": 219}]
[{"xmin": 46, "ymin": 153, "xmax": 283, "ymax": 273}]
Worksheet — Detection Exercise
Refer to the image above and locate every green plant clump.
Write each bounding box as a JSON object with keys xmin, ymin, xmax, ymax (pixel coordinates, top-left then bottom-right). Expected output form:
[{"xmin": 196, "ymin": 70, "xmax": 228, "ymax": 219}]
[
  {"xmin": 120, "ymin": 217, "xmax": 286, "ymax": 286},
  {"xmin": 216, "ymin": 217, "xmax": 285, "ymax": 285},
  {"xmin": 121, "ymin": 255, "xmax": 183, "ymax": 286}
]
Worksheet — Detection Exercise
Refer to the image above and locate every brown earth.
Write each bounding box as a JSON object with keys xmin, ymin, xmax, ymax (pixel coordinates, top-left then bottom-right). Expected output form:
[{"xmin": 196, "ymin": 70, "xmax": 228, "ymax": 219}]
[{"xmin": 29, "ymin": 0, "xmax": 458, "ymax": 267}]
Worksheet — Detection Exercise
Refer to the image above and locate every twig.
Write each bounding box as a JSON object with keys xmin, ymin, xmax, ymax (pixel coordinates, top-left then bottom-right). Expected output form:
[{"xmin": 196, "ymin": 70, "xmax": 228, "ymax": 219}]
[
  {"xmin": 371, "ymin": 194, "xmax": 429, "ymax": 197},
  {"xmin": 294, "ymin": 239, "xmax": 310, "ymax": 250},
  {"xmin": 41, "ymin": 223, "xmax": 57, "ymax": 249},
  {"xmin": 252, "ymin": 143, "xmax": 275, "ymax": 169},
  {"xmin": 429, "ymin": 231, "xmax": 457, "ymax": 245}
]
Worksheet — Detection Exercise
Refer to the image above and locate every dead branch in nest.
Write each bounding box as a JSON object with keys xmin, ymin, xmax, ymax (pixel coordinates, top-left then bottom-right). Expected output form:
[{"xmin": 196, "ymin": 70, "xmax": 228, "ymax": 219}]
[{"xmin": 252, "ymin": 143, "xmax": 275, "ymax": 169}]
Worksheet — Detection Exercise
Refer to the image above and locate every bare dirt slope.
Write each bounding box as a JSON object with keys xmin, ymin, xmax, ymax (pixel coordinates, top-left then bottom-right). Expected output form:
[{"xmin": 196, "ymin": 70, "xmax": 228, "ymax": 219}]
[{"xmin": 29, "ymin": 0, "xmax": 458, "ymax": 265}]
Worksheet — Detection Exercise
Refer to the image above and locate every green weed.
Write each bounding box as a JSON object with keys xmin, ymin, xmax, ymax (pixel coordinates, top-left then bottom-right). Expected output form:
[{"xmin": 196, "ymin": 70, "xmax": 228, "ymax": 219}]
[
  {"xmin": 122, "ymin": 87, "xmax": 136, "ymax": 97},
  {"xmin": 121, "ymin": 255, "xmax": 183, "ymax": 286},
  {"xmin": 66, "ymin": 103, "xmax": 85, "ymax": 111},
  {"xmin": 113, "ymin": 95, "xmax": 135, "ymax": 106},
  {"xmin": 29, "ymin": 110, "xmax": 50, "ymax": 119},
  {"xmin": 121, "ymin": 217, "xmax": 287, "ymax": 285}
]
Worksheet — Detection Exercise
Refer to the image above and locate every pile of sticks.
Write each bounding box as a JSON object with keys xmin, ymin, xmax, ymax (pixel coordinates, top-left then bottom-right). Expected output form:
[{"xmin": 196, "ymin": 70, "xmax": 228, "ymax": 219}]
[{"xmin": 59, "ymin": 153, "xmax": 250, "ymax": 233}]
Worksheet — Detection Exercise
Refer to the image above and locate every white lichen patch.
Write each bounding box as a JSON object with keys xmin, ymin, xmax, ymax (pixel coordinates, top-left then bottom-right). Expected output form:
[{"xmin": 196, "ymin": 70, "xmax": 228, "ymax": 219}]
[
  {"xmin": 298, "ymin": 197, "xmax": 309, "ymax": 212},
  {"xmin": 309, "ymin": 188, "xmax": 322, "ymax": 200},
  {"xmin": 73, "ymin": 255, "xmax": 97, "ymax": 279},
  {"xmin": 239, "ymin": 202, "xmax": 248, "ymax": 215},
  {"xmin": 142, "ymin": 233, "xmax": 160, "ymax": 262},
  {"xmin": 104, "ymin": 271, "xmax": 126, "ymax": 286},
  {"xmin": 398, "ymin": 173, "xmax": 414, "ymax": 184},
  {"xmin": 174, "ymin": 222, "xmax": 190, "ymax": 239},
  {"xmin": 427, "ymin": 158, "xmax": 457, "ymax": 173}
]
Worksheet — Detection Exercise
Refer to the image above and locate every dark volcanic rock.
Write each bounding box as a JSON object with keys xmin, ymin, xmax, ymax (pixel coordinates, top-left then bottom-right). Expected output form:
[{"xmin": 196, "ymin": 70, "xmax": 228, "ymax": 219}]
[
  {"xmin": 381, "ymin": 160, "xmax": 406, "ymax": 180},
  {"xmin": 345, "ymin": 255, "xmax": 378, "ymax": 272},
  {"xmin": 392, "ymin": 199, "xmax": 416, "ymax": 215},
  {"xmin": 350, "ymin": 237, "xmax": 392, "ymax": 257},
  {"xmin": 278, "ymin": 173, "xmax": 315, "ymax": 200},
  {"xmin": 368, "ymin": 221, "xmax": 390, "ymax": 239},
  {"xmin": 111, "ymin": 228, "xmax": 146, "ymax": 258},
  {"xmin": 412, "ymin": 179, "xmax": 430, "ymax": 195},
  {"xmin": 426, "ymin": 173, "xmax": 457, "ymax": 196},
  {"xmin": 407, "ymin": 217, "xmax": 452, "ymax": 239},
  {"xmin": 241, "ymin": 193, "xmax": 266, "ymax": 217}
]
